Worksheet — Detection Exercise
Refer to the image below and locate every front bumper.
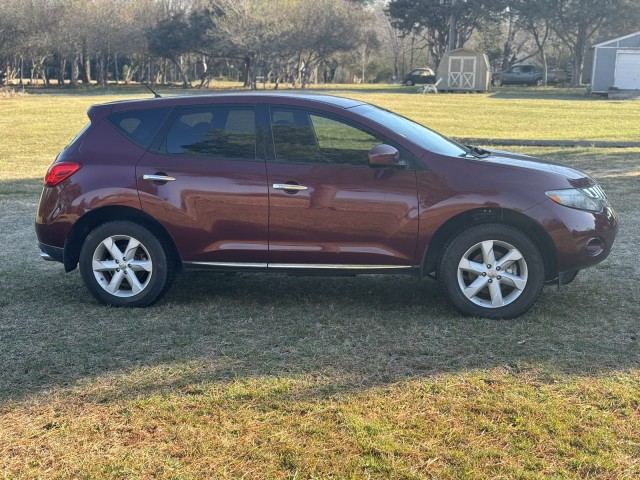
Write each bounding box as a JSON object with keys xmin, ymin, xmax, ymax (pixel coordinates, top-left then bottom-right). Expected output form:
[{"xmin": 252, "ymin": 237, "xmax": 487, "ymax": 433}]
[{"xmin": 525, "ymin": 201, "xmax": 618, "ymax": 275}]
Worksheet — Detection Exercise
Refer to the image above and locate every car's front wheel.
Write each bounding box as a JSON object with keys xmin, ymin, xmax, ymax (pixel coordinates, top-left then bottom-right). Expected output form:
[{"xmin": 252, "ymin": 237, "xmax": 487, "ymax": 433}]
[
  {"xmin": 405, "ymin": 79, "xmax": 414, "ymax": 86},
  {"xmin": 79, "ymin": 221, "xmax": 174, "ymax": 307},
  {"xmin": 438, "ymin": 224, "xmax": 544, "ymax": 319}
]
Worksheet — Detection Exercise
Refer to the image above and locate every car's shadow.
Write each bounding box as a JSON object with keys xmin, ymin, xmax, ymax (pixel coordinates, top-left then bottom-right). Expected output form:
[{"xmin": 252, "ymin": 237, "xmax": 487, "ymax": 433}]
[{"xmin": 2, "ymin": 262, "xmax": 638, "ymax": 404}]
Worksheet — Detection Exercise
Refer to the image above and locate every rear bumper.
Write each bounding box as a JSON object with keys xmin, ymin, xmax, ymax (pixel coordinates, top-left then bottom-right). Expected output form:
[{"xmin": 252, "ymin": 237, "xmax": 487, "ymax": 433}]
[{"xmin": 39, "ymin": 242, "xmax": 64, "ymax": 263}]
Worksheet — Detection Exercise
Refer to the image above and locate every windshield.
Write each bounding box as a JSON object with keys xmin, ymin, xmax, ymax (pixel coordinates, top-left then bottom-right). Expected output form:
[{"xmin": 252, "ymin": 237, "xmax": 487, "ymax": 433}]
[{"xmin": 350, "ymin": 104, "xmax": 468, "ymax": 158}]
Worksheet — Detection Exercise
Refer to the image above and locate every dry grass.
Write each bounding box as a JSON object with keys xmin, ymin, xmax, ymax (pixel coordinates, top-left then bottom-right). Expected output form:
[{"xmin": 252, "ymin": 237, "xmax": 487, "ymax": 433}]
[{"xmin": 1, "ymin": 88, "xmax": 639, "ymax": 478}]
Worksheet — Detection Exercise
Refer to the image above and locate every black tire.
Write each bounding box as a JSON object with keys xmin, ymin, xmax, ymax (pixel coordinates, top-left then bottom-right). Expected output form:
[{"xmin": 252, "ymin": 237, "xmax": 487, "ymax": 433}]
[
  {"xmin": 79, "ymin": 221, "xmax": 174, "ymax": 307},
  {"xmin": 438, "ymin": 224, "xmax": 544, "ymax": 319},
  {"xmin": 405, "ymin": 79, "xmax": 414, "ymax": 86},
  {"xmin": 535, "ymin": 77, "xmax": 544, "ymax": 86},
  {"xmin": 497, "ymin": 77, "xmax": 504, "ymax": 87}
]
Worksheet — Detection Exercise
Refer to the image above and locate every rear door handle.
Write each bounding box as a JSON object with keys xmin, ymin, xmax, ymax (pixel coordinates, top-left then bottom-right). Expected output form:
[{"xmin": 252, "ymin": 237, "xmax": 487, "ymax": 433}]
[
  {"xmin": 272, "ymin": 183, "xmax": 308, "ymax": 191},
  {"xmin": 143, "ymin": 174, "xmax": 176, "ymax": 182}
]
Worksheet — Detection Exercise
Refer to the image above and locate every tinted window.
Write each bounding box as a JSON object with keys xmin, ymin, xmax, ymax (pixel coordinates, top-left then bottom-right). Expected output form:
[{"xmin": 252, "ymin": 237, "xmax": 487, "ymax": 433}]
[
  {"xmin": 350, "ymin": 104, "xmax": 467, "ymax": 158},
  {"xmin": 310, "ymin": 115, "xmax": 381, "ymax": 165},
  {"xmin": 65, "ymin": 123, "xmax": 90, "ymax": 151},
  {"xmin": 165, "ymin": 106, "xmax": 256, "ymax": 159},
  {"xmin": 270, "ymin": 108, "xmax": 319, "ymax": 163},
  {"xmin": 107, "ymin": 107, "xmax": 171, "ymax": 148},
  {"xmin": 271, "ymin": 108, "xmax": 381, "ymax": 166}
]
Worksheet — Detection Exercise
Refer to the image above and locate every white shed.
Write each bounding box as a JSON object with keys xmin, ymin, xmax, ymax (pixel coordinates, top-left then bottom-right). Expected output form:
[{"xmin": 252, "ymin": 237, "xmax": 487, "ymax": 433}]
[
  {"xmin": 436, "ymin": 48, "xmax": 491, "ymax": 92},
  {"xmin": 590, "ymin": 31, "xmax": 640, "ymax": 93}
]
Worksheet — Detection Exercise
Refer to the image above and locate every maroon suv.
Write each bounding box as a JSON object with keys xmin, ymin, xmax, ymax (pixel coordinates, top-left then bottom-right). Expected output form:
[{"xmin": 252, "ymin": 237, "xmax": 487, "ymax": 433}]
[{"xmin": 36, "ymin": 93, "xmax": 617, "ymax": 318}]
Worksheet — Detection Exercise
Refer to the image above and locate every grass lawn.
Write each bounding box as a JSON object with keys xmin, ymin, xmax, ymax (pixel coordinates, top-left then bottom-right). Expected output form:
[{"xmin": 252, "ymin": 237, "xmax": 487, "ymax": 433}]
[{"xmin": 1, "ymin": 87, "xmax": 639, "ymax": 478}]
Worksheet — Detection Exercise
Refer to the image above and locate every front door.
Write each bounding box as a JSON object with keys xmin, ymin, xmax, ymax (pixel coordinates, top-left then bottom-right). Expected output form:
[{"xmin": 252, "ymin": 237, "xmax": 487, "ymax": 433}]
[{"xmin": 265, "ymin": 107, "xmax": 419, "ymax": 268}]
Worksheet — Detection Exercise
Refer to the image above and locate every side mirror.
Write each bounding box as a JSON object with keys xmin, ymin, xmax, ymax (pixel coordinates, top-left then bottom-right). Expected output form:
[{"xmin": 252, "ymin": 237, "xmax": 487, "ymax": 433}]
[{"xmin": 368, "ymin": 144, "xmax": 405, "ymax": 168}]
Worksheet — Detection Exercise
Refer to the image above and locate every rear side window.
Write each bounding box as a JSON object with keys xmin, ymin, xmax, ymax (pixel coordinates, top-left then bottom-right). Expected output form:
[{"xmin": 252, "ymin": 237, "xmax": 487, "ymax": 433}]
[
  {"xmin": 163, "ymin": 106, "xmax": 256, "ymax": 160},
  {"xmin": 107, "ymin": 107, "xmax": 172, "ymax": 148}
]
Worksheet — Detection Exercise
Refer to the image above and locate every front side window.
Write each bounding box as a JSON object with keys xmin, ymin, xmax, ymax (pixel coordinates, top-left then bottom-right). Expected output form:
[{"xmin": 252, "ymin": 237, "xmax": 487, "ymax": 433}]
[
  {"xmin": 270, "ymin": 108, "xmax": 382, "ymax": 166},
  {"xmin": 350, "ymin": 104, "xmax": 468, "ymax": 158},
  {"xmin": 164, "ymin": 106, "xmax": 256, "ymax": 160}
]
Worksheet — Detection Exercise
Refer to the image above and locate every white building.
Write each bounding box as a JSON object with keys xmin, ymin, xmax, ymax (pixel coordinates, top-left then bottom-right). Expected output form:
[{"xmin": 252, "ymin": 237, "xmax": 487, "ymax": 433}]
[{"xmin": 590, "ymin": 31, "xmax": 640, "ymax": 94}]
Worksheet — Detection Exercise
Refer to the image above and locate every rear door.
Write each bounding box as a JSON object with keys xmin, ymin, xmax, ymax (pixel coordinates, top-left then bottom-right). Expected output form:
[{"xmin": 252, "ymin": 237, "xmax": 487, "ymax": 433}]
[
  {"xmin": 136, "ymin": 104, "xmax": 269, "ymax": 265},
  {"xmin": 265, "ymin": 107, "xmax": 419, "ymax": 269}
]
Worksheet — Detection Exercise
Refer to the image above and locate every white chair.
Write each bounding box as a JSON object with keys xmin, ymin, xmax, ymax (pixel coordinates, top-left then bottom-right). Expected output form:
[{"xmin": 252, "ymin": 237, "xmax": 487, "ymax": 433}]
[{"xmin": 417, "ymin": 78, "xmax": 442, "ymax": 94}]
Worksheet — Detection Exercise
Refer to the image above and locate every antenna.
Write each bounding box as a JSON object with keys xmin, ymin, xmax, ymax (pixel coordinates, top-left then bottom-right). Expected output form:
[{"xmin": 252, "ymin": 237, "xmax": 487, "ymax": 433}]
[{"xmin": 143, "ymin": 83, "xmax": 161, "ymax": 98}]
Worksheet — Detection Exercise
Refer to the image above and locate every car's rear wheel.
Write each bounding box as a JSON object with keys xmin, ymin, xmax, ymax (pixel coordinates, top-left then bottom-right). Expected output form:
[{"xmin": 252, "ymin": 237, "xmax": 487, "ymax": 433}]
[
  {"xmin": 79, "ymin": 221, "xmax": 173, "ymax": 307},
  {"xmin": 438, "ymin": 224, "xmax": 544, "ymax": 319}
]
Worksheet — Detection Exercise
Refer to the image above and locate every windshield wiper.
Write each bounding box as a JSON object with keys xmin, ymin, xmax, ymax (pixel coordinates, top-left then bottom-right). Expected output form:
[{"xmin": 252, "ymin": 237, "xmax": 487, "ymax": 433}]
[{"xmin": 461, "ymin": 145, "xmax": 490, "ymax": 158}]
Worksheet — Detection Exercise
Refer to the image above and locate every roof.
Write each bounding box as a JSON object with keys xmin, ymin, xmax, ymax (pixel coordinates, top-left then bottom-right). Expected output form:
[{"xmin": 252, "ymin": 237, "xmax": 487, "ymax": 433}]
[
  {"xmin": 445, "ymin": 48, "xmax": 483, "ymax": 55},
  {"xmin": 98, "ymin": 92, "xmax": 366, "ymax": 111},
  {"xmin": 593, "ymin": 31, "xmax": 640, "ymax": 48}
]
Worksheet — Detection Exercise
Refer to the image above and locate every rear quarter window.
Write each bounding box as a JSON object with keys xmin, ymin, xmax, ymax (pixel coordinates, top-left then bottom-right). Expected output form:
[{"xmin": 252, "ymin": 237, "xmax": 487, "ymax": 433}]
[
  {"xmin": 107, "ymin": 107, "xmax": 172, "ymax": 148},
  {"xmin": 66, "ymin": 123, "xmax": 90, "ymax": 150}
]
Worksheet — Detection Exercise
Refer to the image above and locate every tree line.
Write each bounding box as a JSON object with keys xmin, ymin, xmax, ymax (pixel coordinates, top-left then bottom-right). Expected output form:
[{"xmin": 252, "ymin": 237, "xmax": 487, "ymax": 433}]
[{"xmin": 1, "ymin": 0, "xmax": 638, "ymax": 88}]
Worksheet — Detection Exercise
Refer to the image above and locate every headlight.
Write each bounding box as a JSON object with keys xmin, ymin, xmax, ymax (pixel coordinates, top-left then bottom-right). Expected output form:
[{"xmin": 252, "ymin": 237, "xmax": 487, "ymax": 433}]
[{"xmin": 545, "ymin": 186, "xmax": 609, "ymax": 212}]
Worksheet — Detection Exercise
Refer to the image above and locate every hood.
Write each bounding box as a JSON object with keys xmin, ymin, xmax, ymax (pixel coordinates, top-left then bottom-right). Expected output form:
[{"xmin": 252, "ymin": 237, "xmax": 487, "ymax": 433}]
[{"xmin": 480, "ymin": 149, "xmax": 594, "ymax": 187}]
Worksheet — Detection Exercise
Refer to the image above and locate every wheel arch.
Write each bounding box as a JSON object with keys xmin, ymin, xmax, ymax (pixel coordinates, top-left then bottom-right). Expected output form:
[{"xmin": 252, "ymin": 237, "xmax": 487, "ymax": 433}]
[
  {"xmin": 63, "ymin": 206, "xmax": 181, "ymax": 273},
  {"xmin": 421, "ymin": 208, "xmax": 557, "ymax": 281}
]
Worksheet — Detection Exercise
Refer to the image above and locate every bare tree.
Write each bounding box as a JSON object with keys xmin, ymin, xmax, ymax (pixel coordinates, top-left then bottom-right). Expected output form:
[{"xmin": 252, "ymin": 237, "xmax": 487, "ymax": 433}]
[
  {"xmin": 0, "ymin": 0, "xmax": 27, "ymax": 82},
  {"xmin": 285, "ymin": 0, "xmax": 366, "ymax": 87},
  {"xmin": 357, "ymin": 30, "xmax": 381, "ymax": 83},
  {"xmin": 387, "ymin": 0, "xmax": 507, "ymax": 69},
  {"xmin": 510, "ymin": 0, "xmax": 552, "ymax": 85},
  {"xmin": 206, "ymin": 0, "xmax": 290, "ymax": 88},
  {"xmin": 204, "ymin": 0, "xmax": 368, "ymax": 88},
  {"xmin": 549, "ymin": 0, "xmax": 621, "ymax": 85}
]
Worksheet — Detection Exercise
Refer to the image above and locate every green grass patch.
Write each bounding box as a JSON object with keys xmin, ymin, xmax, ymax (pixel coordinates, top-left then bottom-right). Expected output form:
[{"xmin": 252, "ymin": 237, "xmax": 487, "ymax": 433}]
[
  {"xmin": 331, "ymin": 87, "xmax": 640, "ymax": 143},
  {"xmin": 1, "ymin": 87, "xmax": 640, "ymax": 478}
]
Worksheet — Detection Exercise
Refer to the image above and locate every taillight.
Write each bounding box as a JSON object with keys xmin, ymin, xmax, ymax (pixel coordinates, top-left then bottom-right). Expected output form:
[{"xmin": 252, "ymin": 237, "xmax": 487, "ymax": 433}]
[{"xmin": 44, "ymin": 162, "xmax": 82, "ymax": 187}]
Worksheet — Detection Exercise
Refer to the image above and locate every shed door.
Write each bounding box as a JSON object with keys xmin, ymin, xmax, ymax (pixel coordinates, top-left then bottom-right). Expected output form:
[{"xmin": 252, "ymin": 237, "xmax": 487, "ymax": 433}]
[
  {"xmin": 614, "ymin": 51, "xmax": 640, "ymax": 89},
  {"xmin": 449, "ymin": 56, "xmax": 476, "ymax": 89}
]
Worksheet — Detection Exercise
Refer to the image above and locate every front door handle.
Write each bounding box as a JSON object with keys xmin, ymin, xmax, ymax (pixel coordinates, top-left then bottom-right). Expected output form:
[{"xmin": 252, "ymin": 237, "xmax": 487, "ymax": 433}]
[
  {"xmin": 272, "ymin": 183, "xmax": 308, "ymax": 191},
  {"xmin": 143, "ymin": 173, "xmax": 176, "ymax": 182}
]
